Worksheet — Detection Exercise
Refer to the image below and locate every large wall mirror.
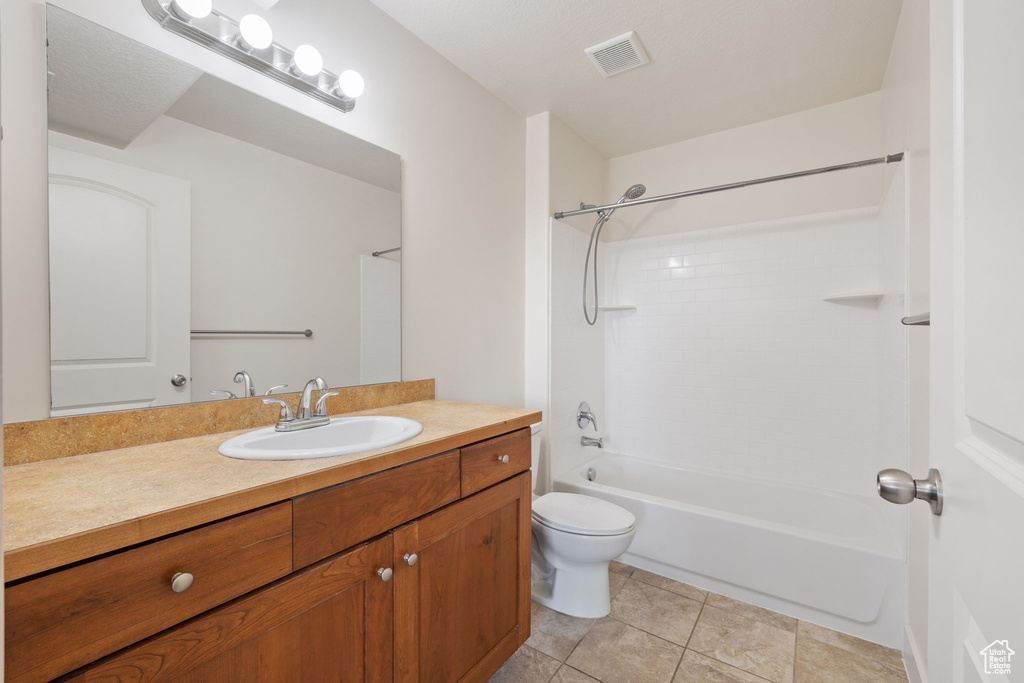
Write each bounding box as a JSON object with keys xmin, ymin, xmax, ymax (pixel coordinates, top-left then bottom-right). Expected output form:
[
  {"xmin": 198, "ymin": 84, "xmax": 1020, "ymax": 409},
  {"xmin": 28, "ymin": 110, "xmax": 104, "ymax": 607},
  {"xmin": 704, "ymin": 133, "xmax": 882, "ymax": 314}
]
[{"xmin": 40, "ymin": 6, "xmax": 402, "ymax": 418}]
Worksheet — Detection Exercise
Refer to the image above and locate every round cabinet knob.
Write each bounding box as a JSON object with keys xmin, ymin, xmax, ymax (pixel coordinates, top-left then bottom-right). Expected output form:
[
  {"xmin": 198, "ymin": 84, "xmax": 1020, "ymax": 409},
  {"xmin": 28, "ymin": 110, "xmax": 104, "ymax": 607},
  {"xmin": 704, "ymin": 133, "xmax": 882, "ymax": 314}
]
[
  {"xmin": 170, "ymin": 572, "xmax": 194, "ymax": 593},
  {"xmin": 497, "ymin": 454, "xmax": 510, "ymax": 464},
  {"xmin": 403, "ymin": 553, "xmax": 418, "ymax": 567},
  {"xmin": 377, "ymin": 567, "xmax": 393, "ymax": 582},
  {"xmin": 170, "ymin": 374, "xmax": 188, "ymax": 387}
]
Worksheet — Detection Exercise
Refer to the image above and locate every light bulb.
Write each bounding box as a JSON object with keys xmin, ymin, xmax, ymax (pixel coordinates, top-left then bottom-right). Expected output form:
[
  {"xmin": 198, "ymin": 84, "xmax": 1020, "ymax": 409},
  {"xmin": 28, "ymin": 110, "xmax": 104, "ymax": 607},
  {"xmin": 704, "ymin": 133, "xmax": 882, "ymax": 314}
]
[
  {"xmin": 335, "ymin": 70, "xmax": 364, "ymax": 98},
  {"xmin": 238, "ymin": 14, "xmax": 273, "ymax": 50},
  {"xmin": 290, "ymin": 44, "xmax": 323, "ymax": 77},
  {"xmin": 169, "ymin": 0, "xmax": 212, "ymax": 21}
]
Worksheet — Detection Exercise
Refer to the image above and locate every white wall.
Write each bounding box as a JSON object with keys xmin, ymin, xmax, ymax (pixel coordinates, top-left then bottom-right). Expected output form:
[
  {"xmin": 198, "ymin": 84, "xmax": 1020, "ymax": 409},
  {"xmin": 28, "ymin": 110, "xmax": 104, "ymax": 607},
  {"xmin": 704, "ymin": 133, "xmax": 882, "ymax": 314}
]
[
  {"xmin": 879, "ymin": 0, "xmax": 931, "ymax": 677},
  {"xmin": 48, "ymin": 118, "xmax": 400, "ymax": 402},
  {"xmin": 604, "ymin": 92, "xmax": 887, "ymax": 242},
  {"xmin": 1, "ymin": 0, "xmax": 527, "ymax": 421}
]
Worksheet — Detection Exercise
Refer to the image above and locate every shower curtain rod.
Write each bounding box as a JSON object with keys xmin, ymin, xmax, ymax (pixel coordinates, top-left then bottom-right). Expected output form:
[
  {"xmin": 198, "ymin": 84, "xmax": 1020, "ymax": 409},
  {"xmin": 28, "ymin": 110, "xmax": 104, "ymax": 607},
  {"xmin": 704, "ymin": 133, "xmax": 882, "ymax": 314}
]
[{"xmin": 552, "ymin": 152, "xmax": 905, "ymax": 219}]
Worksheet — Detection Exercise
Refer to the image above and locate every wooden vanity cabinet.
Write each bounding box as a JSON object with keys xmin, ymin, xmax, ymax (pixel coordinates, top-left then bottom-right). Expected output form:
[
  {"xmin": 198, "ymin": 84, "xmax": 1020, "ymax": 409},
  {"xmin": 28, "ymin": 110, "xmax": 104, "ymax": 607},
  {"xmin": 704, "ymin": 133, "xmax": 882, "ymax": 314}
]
[
  {"xmin": 393, "ymin": 472, "xmax": 532, "ymax": 683},
  {"xmin": 10, "ymin": 428, "xmax": 533, "ymax": 682},
  {"xmin": 65, "ymin": 536, "xmax": 395, "ymax": 682}
]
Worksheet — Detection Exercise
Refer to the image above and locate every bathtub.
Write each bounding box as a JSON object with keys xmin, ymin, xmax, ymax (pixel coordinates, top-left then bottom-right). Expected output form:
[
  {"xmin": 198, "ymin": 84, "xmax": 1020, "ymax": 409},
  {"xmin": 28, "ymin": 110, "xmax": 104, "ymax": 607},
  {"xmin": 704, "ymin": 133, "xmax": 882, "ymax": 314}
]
[{"xmin": 553, "ymin": 453, "xmax": 905, "ymax": 648}]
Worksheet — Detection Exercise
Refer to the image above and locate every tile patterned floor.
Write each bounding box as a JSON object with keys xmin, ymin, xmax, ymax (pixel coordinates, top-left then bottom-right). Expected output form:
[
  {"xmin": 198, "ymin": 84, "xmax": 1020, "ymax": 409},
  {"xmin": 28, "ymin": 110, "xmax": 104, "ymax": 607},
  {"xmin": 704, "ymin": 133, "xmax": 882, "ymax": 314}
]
[{"xmin": 489, "ymin": 561, "xmax": 908, "ymax": 683}]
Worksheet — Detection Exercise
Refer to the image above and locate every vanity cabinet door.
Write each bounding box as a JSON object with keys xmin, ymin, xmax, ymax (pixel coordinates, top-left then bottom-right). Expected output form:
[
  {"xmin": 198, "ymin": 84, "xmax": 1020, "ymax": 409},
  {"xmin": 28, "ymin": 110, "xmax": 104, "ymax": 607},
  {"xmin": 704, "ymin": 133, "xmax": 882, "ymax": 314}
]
[
  {"xmin": 393, "ymin": 472, "xmax": 532, "ymax": 683},
  {"xmin": 65, "ymin": 536, "xmax": 395, "ymax": 682}
]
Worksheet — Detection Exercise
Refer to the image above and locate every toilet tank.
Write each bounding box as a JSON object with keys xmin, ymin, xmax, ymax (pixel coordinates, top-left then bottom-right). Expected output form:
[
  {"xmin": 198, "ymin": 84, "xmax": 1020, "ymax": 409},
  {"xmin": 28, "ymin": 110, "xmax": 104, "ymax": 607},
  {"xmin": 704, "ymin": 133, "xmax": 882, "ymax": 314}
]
[{"xmin": 530, "ymin": 422, "xmax": 542, "ymax": 482}]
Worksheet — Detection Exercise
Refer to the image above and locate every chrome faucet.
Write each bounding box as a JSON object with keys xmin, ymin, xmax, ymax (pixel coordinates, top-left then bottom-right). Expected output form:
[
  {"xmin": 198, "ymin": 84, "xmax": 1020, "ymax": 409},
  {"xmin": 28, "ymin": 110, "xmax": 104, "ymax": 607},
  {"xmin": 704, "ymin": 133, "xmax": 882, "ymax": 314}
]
[
  {"xmin": 263, "ymin": 377, "xmax": 338, "ymax": 432},
  {"xmin": 577, "ymin": 401, "xmax": 598, "ymax": 431},
  {"xmin": 233, "ymin": 371, "xmax": 255, "ymax": 397},
  {"xmin": 581, "ymin": 435, "xmax": 604, "ymax": 448}
]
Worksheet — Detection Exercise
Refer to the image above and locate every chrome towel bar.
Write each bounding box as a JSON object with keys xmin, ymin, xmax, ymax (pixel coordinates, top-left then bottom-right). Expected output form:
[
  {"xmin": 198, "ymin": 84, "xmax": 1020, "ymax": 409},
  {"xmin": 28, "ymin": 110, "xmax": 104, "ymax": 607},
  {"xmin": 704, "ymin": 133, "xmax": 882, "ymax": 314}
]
[{"xmin": 191, "ymin": 329, "xmax": 313, "ymax": 337}]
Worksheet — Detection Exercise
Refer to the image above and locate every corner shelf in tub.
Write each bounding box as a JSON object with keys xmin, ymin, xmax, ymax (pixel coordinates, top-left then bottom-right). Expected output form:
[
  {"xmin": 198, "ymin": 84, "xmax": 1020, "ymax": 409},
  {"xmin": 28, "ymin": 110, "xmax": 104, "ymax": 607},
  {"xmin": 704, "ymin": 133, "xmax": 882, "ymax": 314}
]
[
  {"xmin": 598, "ymin": 305, "xmax": 637, "ymax": 311},
  {"xmin": 821, "ymin": 292, "xmax": 884, "ymax": 304}
]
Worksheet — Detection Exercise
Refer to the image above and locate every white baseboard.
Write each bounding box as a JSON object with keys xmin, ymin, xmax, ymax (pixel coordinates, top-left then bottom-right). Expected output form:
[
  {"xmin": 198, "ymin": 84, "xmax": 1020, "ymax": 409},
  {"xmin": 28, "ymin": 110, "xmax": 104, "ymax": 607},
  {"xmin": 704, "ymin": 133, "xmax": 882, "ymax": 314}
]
[{"xmin": 903, "ymin": 624, "xmax": 927, "ymax": 683}]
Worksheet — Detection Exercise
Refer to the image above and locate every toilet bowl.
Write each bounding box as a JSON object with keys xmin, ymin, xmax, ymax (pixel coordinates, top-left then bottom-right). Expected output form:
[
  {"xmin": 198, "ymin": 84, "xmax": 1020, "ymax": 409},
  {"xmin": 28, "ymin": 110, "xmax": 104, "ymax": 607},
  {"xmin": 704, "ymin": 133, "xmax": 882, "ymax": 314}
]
[{"xmin": 529, "ymin": 423, "xmax": 636, "ymax": 618}]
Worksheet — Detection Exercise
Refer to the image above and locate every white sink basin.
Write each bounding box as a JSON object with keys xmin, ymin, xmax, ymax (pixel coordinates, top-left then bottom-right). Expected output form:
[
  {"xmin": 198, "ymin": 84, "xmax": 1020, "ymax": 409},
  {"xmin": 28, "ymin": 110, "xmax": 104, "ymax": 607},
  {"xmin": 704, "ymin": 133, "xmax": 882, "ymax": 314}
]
[{"xmin": 219, "ymin": 416, "xmax": 423, "ymax": 460}]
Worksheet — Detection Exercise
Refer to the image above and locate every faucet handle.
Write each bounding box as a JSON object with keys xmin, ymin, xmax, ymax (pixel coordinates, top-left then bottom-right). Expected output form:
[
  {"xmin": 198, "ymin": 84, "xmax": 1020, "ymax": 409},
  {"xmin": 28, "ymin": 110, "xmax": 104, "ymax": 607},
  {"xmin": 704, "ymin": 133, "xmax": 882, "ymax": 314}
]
[
  {"xmin": 210, "ymin": 390, "xmax": 238, "ymax": 400},
  {"xmin": 262, "ymin": 398, "xmax": 294, "ymax": 421},
  {"xmin": 264, "ymin": 384, "xmax": 288, "ymax": 396},
  {"xmin": 314, "ymin": 391, "xmax": 339, "ymax": 417}
]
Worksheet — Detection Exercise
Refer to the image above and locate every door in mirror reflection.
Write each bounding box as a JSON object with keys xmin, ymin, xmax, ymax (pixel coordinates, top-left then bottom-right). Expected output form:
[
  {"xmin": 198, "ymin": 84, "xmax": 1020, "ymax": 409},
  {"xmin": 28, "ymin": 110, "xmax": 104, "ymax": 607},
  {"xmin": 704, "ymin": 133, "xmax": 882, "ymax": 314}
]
[{"xmin": 48, "ymin": 147, "xmax": 191, "ymax": 416}]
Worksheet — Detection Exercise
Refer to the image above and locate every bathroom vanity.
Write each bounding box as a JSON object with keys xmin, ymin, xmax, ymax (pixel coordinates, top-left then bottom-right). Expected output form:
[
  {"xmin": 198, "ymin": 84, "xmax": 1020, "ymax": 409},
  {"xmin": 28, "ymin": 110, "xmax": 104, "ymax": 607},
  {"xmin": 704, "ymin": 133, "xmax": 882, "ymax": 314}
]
[{"xmin": 3, "ymin": 399, "xmax": 538, "ymax": 682}]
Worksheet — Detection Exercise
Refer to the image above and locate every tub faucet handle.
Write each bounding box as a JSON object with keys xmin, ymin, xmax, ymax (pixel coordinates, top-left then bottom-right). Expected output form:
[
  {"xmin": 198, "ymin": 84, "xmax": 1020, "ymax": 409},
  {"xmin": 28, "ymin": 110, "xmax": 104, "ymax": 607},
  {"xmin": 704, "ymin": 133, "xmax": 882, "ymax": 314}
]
[{"xmin": 577, "ymin": 401, "xmax": 598, "ymax": 431}]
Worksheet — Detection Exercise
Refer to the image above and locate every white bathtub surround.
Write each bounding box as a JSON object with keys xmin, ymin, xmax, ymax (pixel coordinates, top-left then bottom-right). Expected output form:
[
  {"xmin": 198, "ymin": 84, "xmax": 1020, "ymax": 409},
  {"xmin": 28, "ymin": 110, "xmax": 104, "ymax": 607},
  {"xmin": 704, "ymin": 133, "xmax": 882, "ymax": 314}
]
[
  {"xmin": 359, "ymin": 254, "xmax": 402, "ymax": 384},
  {"xmin": 548, "ymin": 221, "xmax": 607, "ymax": 482},
  {"xmin": 602, "ymin": 206, "xmax": 901, "ymax": 498},
  {"xmin": 554, "ymin": 453, "xmax": 905, "ymax": 648}
]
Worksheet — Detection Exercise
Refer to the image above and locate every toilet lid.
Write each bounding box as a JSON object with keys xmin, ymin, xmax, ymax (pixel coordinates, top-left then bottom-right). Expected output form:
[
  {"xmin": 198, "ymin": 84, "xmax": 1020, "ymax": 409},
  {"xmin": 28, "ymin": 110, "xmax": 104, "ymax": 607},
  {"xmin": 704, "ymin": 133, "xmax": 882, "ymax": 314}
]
[{"xmin": 532, "ymin": 493, "xmax": 635, "ymax": 536}]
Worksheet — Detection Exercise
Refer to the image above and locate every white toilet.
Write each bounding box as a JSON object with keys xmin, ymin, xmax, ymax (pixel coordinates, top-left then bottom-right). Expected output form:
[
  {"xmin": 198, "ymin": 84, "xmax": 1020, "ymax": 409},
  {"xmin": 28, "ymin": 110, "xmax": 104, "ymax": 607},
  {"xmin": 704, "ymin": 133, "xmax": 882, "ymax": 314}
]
[{"xmin": 529, "ymin": 423, "xmax": 636, "ymax": 618}]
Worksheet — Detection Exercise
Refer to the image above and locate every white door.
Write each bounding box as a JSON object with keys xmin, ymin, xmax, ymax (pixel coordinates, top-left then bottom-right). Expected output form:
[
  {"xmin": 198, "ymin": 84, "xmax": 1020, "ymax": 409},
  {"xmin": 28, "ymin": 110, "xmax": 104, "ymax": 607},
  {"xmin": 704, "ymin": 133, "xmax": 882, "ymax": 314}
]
[
  {"xmin": 48, "ymin": 147, "xmax": 191, "ymax": 416},
  {"xmin": 927, "ymin": 0, "xmax": 1024, "ymax": 680}
]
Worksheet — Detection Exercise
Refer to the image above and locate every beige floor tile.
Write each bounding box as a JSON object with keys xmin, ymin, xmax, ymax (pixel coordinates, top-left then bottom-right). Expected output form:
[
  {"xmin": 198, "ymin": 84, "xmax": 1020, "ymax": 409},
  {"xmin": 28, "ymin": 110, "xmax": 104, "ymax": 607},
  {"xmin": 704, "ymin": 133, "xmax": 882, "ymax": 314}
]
[
  {"xmin": 567, "ymin": 617, "xmax": 684, "ymax": 683},
  {"xmin": 611, "ymin": 571, "xmax": 629, "ymax": 599},
  {"xmin": 552, "ymin": 665, "xmax": 602, "ymax": 683},
  {"xmin": 489, "ymin": 644, "xmax": 561, "ymax": 683},
  {"xmin": 631, "ymin": 569, "xmax": 708, "ymax": 603},
  {"xmin": 795, "ymin": 635, "xmax": 908, "ymax": 683},
  {"xmin": 674, "ymin": 650, "xmax": 773, "ymax": 682},
  {"xmin": 611, "ymin": 560, "xmax": 637, "ymax": 577},
  {"xmin": 705, "ymin": 594, "xmax": 797, "ymax": 633},
  {"xmin": 797, "ymin": 621, "xmax": 904, "ymax": 671},
  {"xmin": 527, "ymin": 602, "xmax": 599, "ymax": 661},
  {"xmin": 610, "ymin": 579, "xmax": 703, "ymax": 646},
  {"xmin": 688, "ymin": 606, "xmax": 795, "ymax": 683}
]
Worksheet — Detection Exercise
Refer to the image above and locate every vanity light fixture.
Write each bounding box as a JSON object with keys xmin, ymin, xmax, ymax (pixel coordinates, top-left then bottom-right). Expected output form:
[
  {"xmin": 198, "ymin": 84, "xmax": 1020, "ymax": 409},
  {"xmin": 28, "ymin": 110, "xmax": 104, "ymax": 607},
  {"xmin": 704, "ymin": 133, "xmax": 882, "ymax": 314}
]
[
  {"xmin": 237, "ymin": 14, "xmax": 273, "ymax": 51},
  {"xmin": 168, "ymin": 0, "xmax": 211, "ymax": 21},
  {"xmin": 141, "ymin": 0, "xmax": 363, "ymax": 113},
  {"xmin": 290, "ymin": 44, "xmax": 323, "ymax": 77}
]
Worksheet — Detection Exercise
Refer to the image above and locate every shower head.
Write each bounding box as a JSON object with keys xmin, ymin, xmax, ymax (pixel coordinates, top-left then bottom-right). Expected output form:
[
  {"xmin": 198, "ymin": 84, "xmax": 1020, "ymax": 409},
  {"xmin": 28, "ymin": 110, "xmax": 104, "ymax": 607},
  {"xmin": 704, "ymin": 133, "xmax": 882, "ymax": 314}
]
[{"xmin": 622, "ymin": 184, "xmax": 646, "ymax": 201}]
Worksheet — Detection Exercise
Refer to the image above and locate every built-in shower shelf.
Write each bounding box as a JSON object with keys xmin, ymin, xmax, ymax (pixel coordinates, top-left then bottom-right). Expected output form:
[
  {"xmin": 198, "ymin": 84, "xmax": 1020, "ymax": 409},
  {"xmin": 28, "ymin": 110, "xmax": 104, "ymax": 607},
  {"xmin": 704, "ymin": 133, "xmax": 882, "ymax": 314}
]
[
  {"xmin": 822, "ymin": 292, "xmax": 884, "ymax": 304},
  {"xmin": 598, "ymin": 305, "xmax": 637, "ymax": 311}
]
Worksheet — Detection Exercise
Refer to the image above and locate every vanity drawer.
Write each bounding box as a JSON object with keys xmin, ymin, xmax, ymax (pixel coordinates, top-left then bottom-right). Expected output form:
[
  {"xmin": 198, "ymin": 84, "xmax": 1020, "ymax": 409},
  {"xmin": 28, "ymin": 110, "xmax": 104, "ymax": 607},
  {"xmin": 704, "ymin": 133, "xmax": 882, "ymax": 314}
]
[
  {"xmin": 461, "ymin": 428, "xmax": 531, "ymax": 496},
  {"xmin": 292, "ymin": 450, "xmax": 461, "ymax": 569},
  {"xmin": 4, "ymin": 502, "xmax": 293, "ymax": 683}
]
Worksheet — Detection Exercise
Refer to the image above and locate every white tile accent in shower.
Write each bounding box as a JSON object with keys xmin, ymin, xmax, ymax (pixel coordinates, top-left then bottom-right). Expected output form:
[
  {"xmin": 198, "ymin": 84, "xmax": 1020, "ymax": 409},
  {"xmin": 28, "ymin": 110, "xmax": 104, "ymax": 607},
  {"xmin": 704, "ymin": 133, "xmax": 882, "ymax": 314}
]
[
  {"xmin": 548, "ymin": 220, "xmax": 606, "ymax": 483},
  {"xmin": 359, "ymin": 255, "xmax": 401, "ymax": 384},
  {"xmin": 601, "ymin": 207, "xmax": 893, "ymax": 495}
]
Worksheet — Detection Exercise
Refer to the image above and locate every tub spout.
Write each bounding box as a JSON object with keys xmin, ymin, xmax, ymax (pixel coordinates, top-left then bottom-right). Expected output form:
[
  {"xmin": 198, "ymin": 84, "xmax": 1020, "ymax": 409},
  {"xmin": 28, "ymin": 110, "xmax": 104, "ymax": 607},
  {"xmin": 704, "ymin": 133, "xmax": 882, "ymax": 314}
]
[{"xmin": 581, "ymin": 435, "xmax": 603, "ymax": 448}]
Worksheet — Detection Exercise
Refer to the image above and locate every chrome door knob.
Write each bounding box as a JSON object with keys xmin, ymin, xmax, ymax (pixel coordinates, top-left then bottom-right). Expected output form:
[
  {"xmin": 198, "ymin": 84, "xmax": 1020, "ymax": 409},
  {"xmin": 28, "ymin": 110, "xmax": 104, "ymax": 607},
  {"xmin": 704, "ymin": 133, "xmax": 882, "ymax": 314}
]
[
  {"xmin": 497, "ymin": 454, "xmax": 510, "ymax": 464},
  {"xmin": 170, "ymin": 572, "xmax": 194, "ymax": 593},
  {"xmin": 403, "ymin": 553, "xmax": 418, "ymax": 567},
  {"xmin": 877, "ymin": 468, "xmax": 943, "ymax": 516},
  {"xmin": 377, "ymin": 567, "xmax": 393, "ymax": 582},
  {"xmin": 170, "ymin": 374, "xmax": 188, "ymax": 387}
]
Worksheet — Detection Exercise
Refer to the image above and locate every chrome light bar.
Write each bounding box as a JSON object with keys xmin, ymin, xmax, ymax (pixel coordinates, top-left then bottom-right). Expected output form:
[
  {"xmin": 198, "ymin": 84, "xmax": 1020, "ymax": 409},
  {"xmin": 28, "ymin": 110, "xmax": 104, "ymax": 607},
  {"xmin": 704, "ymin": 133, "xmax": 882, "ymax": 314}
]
[{"xmin": 141, "ymin": 0, "xmax": 363, "ymax": 113}]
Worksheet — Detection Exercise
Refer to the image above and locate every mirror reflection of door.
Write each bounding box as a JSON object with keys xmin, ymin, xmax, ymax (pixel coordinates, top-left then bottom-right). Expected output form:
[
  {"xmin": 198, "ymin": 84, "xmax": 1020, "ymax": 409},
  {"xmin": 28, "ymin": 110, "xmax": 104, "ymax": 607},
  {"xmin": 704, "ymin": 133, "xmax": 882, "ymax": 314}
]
[{"xmin": 48, "ymin": 147, "xmax": 190, "ymax": 416}]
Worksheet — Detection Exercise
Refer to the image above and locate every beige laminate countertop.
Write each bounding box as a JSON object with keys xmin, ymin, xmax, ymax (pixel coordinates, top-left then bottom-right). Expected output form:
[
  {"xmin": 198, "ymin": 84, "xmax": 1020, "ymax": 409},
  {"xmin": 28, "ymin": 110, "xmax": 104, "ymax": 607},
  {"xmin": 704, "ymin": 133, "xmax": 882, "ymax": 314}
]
[{"xmin": 3, "ymin": 400, "xmax": 540, "ymax": 582}]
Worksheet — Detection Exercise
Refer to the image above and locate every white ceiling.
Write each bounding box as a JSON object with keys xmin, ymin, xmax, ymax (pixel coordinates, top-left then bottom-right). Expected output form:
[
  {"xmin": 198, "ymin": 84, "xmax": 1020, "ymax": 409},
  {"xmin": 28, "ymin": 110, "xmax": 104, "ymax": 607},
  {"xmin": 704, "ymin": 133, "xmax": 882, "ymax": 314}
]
[
  {"xmin": 366, "ymin": 0, "xmax": 903, "ymax": 157},
  {"xmin": 47, "ymin": 6, "xmax": 202, "ymax": 149}
]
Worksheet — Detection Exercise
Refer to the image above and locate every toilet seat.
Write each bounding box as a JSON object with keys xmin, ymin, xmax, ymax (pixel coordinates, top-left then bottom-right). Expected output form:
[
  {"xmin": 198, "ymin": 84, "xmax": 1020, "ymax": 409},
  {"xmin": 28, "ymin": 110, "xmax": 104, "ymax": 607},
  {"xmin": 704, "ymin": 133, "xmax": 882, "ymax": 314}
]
[{"xmin": 532, "ymin": 493, "xmax": 635, "ymax": 536}]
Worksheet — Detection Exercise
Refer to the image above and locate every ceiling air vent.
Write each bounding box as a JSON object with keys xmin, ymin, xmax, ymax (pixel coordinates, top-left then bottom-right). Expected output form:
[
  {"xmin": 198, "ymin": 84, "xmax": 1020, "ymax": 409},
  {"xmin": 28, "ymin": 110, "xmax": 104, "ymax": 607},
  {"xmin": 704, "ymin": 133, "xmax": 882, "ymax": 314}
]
[{"xmin": 585, "ymin": 31, "xmax": 650, "ymax": 78}]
